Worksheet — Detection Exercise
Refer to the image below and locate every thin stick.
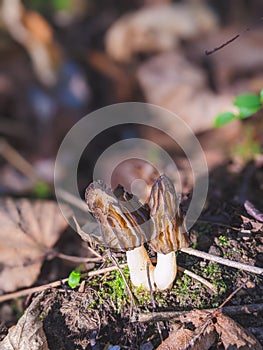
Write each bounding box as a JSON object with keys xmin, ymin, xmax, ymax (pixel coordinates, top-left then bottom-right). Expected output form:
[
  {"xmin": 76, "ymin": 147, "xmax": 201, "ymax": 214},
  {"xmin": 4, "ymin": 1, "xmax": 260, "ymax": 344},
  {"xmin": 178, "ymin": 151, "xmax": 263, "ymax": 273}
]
[
  {"xmin": 55, "ymin": 252, "xmax": 103, "ymax": 264},
  {"xmin": 218, "ymin": 282, "xmax": 246, "ymax": 309},
  {"xmin": 205, "ymin": 25, "xmax": 253, "ymax": 56},
  {"xmin": 0, "ymin": 262, "xmax": 216, "ymax": 303},
  {"xmin": 0, "ymin": 263, "xmax": 126, "ymax": 303},
  {"xmin": 0, "ymin": 138, "xmax": 40, "ymax": 182},
  {"xmin": 244, "ymin": 200, "xmax": 263, "ymax": 223},
  {"xmin": 108, "ymin": 252, "xmax": 137, "ymax": 314},
  {"xmin": 205, "ymin": 33, "xmax": 241, "ymax": 55},
  {"xmin": 85, "ymin": 245, "xmax": 104, "ymax": 259},
  {"xmin": 196, "ymin": 219, "xmax": 240, "ymax": 231},
  {"xmin": 205, "ymin": 17, "xmax": 263, "ymax": 56},
  {"xmin": 56, "ymin": 188, "xmax": 89, "ymax": 212},
  {"xmin": 132, "ymin": 303, "xmax": 263, "ymax": 323},
  {"xmin": 181, "ymin": 247, "xmax": 263, "ymax": 275},
  {"xmin": 146, "ymin": 261, "xmax": 163, "ymax": 342},
  {"xmin": 177, "ymin": 266, "xmax": 216, "ymax": 293}
]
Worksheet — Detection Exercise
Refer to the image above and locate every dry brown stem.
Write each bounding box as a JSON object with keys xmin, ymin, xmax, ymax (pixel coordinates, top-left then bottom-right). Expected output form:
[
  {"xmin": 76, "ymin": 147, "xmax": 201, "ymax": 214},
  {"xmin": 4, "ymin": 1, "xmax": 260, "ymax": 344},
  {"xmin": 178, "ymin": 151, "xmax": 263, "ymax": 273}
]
[
  {"xmin": 0, "ymin": 263, "xmax": 126, "ymax": 303},
  {"xmin": 177, "ymin": 266, "xmax": 216, "ymax": 293},
  {"xmin": 133, "ymin": 303, "xmax": 263, "ymax": 323},
  {"xmin": 0, "ymin": 138, "xmax": 40, "ymax": 182},
  {"xmin": 181, "ymin": 247, "xmax": 263, "ymax": 275}
]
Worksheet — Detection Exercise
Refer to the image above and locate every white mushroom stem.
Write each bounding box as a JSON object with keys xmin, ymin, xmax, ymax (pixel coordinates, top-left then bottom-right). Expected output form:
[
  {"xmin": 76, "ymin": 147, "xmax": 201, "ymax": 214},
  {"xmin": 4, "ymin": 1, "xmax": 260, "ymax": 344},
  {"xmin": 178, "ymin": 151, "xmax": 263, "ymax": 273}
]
[
  {"xmin": 126, "ymin": 246, "xmax": 155, "ymax": 291},
  {"xmin": 154, "ymin": 251, "xmax": 177, "ymax": 291}
]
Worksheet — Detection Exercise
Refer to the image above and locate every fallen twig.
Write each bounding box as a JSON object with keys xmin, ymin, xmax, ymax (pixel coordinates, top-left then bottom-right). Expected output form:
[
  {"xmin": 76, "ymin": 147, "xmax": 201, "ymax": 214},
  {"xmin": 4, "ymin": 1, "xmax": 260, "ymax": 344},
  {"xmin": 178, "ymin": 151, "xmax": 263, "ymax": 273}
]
[
  {"xmin": 218, "ymin": 281, "xmax": 246, "ymax": 309},
  {"xmin": 0, "ymin": 138, "xmax": 40, "ymax": 183},
  {"xmin": 132, "ymin": 303, "xmax": 263, "ymax": 323},
  {"xmin": 244, "ymin": 200, "xmax": 263, "ymax": 223},
  {"xmin": 177, "ymin": 266, "xmax": 216, "ymax": 293},
  {"xmin": 147, "ymin": 261, "xmax": 164, "ymax": 342},
  {"xmin": 56, "ymin": 188, "xmax": 89, "ymax": 213},
  {"xmin": 0, "ymin": 261, "xmax": 214, "ymax": 303},
  {"xmin": 0, "ymin": 263, "xmax": 126, "ymax": 303},
  {"xmin": 107, "ymin": 251, "xmax": 137, "ymax": 313},
  {"xmin": 86, "ymin": 245, "xmax": 103, "ymax": 259},
  {"xmin": 181, "ymin": 247, "xmax": 263, "ymax": 275},
  {"xmin": 55, "ymin": 252, "xmax": 102, "ymax": 264}
]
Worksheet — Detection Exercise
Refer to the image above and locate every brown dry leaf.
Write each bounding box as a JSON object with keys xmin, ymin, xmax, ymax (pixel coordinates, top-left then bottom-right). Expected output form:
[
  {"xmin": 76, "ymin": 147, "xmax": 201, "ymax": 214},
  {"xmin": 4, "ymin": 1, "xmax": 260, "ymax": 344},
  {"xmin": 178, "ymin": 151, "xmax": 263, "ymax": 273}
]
[
  {"xmin": 157, "ymin": 324, "xmax": 216, "ymax": 350},
  {"xmin": 0, "ymin": 293, "xmax": 50, "ymax": 350},
  {"xmin": 157, "ymin": 310, "xmax": 263, "ymax": 350},
  {"xmin": 105, "ymin": 3, "xmax": 218, "ymax": 62},
  {"xmin": 215, "ymin": 313, "xmax": 263, "ymax": 350},
  {"xmin": 157, "ymin": 310, "xmax": 217, "ymax": 350},
  {"xmin": 86, "ymin": 51, "xmax": 136, "ymax": 102},
  {"xmin": 137, "ymin": 52, "xmax": 235, "ymax": 135},
  {"xmin": 192, "ymin": 28, "xmax": 263, "ymax": 90},
  {"xmin": 1, "ymin": 0, "xmax": 62, "ymax": 86},
  {"xmin": 22, "ymin": 10, "xmax": 53, "ymax": 45},
  {"xmin": 0, "ymin": 198, "xmax": 68, "ymax": 292}
]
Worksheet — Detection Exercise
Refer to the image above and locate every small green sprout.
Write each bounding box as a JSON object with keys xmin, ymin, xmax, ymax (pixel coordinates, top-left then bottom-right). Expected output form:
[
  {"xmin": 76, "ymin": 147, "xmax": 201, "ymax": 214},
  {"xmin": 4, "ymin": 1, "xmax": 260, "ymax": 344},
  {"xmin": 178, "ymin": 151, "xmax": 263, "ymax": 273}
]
[
  {"xmin": 218, "ymin": 235, "xmax": 229, "ymax": 247},
  {"xmin": 33, "ymin": 181, "xmax": 51, "ymax": 198},
  {"xmin": 214, "ymin": 89, "xmax": 263, "ymax": 128},
  {"xmin": 68, "ymin": 270, "xmax": 81, "ymax": 288}
]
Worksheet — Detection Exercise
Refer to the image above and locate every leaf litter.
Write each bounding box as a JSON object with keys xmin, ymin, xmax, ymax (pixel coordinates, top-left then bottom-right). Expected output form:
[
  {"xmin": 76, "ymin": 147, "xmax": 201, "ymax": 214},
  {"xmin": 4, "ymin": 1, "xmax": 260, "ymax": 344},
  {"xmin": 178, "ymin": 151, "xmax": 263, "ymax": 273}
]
[
  {"xmin": 0, "ymin": 186, "xmax": 263, "ymax": 349},
  {"xmin": 0, "ymin": 198, "xmax": 68, "ymax": 292}
]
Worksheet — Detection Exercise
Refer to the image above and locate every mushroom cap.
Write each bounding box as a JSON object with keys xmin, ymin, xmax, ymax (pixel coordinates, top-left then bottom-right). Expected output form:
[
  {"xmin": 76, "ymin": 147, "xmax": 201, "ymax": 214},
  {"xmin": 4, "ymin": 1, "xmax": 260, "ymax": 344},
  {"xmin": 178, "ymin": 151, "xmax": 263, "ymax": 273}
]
[
  {"xmin": 85, "ymin": 181, "xmax": 152, "ymax": 251},
  {"xmin": 147, "ymin": 175, "xmax": 189, "ymax": 254}
]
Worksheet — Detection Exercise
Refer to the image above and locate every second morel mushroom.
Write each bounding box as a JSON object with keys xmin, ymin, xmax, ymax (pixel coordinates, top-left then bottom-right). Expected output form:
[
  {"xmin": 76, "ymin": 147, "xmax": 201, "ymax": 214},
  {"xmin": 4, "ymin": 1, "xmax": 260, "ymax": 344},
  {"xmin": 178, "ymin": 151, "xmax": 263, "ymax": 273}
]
[{"xmin": 147, "ymin": 175, "xmax": 189, "ymax": 290}]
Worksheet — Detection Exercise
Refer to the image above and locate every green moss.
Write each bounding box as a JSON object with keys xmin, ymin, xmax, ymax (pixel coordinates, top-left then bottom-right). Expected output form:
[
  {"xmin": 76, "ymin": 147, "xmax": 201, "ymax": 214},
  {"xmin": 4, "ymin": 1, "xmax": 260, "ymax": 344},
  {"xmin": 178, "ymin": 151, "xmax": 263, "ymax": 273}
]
[
  {"xmin": 98, "ymin": 266, "xmax": 130, "ymax": 313},
  {"xmin": 134, "ymin": 286, "xmax": 151, "ymax": 305},
  {"xmin": 218, "ymin": 235, "xmax": 229, "ymax": 247},
  {"xmin": 201, "ymin": 263, "xmax": 227, "ymax": 296}
]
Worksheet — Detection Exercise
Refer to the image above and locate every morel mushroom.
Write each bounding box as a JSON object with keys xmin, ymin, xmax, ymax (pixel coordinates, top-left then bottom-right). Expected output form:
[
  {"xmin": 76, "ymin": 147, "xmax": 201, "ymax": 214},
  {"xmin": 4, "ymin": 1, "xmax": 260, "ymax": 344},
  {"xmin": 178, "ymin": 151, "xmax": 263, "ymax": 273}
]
[
  {"xmin": 85, "ymin": 181, "xmax": 155, "ymax": 290},
  {"xmin": 147, "ymin": 175, "xmax": 189, "ymax": 290}
]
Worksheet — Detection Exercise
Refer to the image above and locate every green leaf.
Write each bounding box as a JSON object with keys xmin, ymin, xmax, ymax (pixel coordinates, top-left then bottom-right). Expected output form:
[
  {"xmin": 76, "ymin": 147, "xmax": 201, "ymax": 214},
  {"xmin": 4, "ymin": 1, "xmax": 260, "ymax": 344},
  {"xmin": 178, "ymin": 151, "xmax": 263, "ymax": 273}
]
[
  {"xmin": 234, "ymin": 93, "xmax": 262, "ymax": 119},
  {"xmin": 213, "ymin": 112, "xmax": 236, "ymax": 128},
  {"xmin": 68, "ymin": 270, "xmax": 81, "ymax": 288},
  {"xmin": 260, "ymin": 89, "xmax": 263, "ymax": 104},
  {"xmin": 237, "ymin": 105, "xmax": 261, "ymax": 119},
  {"xmin": 33, "ymin": 181, "xmax": 51, "ymax": 198},
  {"xmin": 53, "ymin": 0, "xmax": 71, "ymax": 11},
  {"xmin": 234, "ymin": 93, "xmax": 261, "ymax": 108}
]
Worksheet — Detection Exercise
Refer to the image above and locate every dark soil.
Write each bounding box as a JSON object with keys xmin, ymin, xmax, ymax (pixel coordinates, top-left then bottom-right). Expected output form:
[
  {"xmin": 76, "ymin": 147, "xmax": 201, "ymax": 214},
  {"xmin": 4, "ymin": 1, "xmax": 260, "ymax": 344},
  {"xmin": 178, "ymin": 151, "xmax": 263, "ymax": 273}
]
[
  {"xmin": 34, "ymin": 163, "xmax": 263, "ymax": 349},
  {"xmin": 0, "ymin": 162, "xmax": 262, "ymax": 349}
]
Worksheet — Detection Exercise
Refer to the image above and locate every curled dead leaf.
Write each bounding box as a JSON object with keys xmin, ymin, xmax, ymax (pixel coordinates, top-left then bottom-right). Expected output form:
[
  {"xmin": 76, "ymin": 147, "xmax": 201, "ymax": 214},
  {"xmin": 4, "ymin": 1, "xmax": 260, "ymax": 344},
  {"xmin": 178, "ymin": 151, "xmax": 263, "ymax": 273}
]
[
  {"xmin": 0, "ymin": 293, "xmax": 49, "ymax": 350},
  {"xmin": 0, "ymin": 198, "xmax": 68, "ymax": 292},
  {"xmin": 137, "ymin": 52, "xmax": 235, "ymax": 135},
  {"xmin": 214, "ymin": 313, "xmax": 263, "ymax": 350},
  {"xmin": 105, "ymin": 3, "xmax": 218, "ymax": 62},
  {"xmin": 157, "ymin": 310, "xmax": 262, "ymax": 350}
]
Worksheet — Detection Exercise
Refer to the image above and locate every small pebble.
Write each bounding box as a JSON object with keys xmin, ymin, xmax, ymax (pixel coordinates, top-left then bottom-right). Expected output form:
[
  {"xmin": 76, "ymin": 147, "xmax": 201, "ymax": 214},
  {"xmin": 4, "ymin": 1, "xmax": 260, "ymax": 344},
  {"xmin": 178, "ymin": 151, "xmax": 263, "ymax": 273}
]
[
  {"xmin": 245, "ymin": 281, "xmax": 256, "ymax": 289},
  {"xmin": 78, "ymin": 280, "xmax": 85, "ymax": 293},
  {"xmin": 241, "ymin": 235, "xmax": 251, "ymax": 241},
  {"xmin": 140, "ymin": 342, "xmax": 154, "ymax": 350}
]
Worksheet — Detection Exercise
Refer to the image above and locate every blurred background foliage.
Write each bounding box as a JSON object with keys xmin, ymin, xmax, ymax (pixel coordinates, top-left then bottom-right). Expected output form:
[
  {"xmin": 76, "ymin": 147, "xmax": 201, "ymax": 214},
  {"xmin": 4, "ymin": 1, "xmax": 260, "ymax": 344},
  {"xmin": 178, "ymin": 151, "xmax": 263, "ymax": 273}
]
[{"xmin": 0, "ymin": 0, "xmax": 262, "ymax": 196}]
